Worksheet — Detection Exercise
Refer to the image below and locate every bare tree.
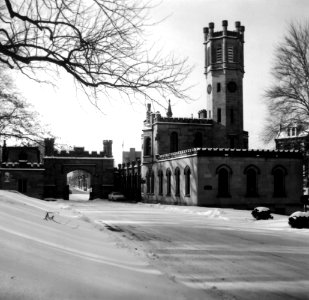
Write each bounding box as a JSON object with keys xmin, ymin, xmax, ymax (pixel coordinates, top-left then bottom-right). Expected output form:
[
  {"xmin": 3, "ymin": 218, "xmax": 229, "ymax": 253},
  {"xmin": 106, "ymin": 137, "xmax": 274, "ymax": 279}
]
[
  {"xmin": 0, "ymin": 66, "xmax": 53, "ymax": 144},
  {"xmin": 262, "ymin": 21, "xmax": 309, "ymax": 143},
  {"xmin": 0, "ymin": 0, "xmax": 192, "ymax": 106}
]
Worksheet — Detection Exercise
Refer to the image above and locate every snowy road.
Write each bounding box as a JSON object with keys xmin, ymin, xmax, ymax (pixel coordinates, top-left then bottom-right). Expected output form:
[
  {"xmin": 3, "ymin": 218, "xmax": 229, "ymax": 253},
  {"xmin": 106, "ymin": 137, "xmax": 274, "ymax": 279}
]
[
  {"xmin": 1, "ymin": 191, "xmax": 309, "ymax": 300},
  {"xmin": 74, "ymin": 201, "xmax": 309, "ymax": 300},
  {"xmin": 0, "ymin": 192, "xmax": 204, "ymax": 300}
]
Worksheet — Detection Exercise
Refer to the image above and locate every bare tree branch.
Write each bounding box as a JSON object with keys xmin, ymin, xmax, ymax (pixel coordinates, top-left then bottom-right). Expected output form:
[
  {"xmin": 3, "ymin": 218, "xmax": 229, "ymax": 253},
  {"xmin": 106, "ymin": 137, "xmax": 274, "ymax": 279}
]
[
  {"xmin": 0, "ymin": 66, "xmax": 53, "ymax": 145},
  {"xmin": 262, "ymin": 21, "xmax": 309, "ymax": 143},
  {"xmin": 0, "ymin": 0, "xmax": 193, "ymax": 107}
]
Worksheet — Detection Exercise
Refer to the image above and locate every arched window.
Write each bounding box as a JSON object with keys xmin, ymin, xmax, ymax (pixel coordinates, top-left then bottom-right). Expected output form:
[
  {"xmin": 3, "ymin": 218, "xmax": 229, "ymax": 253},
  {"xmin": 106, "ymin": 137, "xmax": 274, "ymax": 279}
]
[
  {"xmin": 216, "ymin": 165, "xmax": 232, "ymax": 197},
  {"xmin": 166, "ymin": 168, "xmax": 171, "ymax": 196},
  {"xmin": 175, "ymin": 167, "xmax": 180, "ymax": 196},
  {"xmin": 158, "ymin": 170, "xmax": 163, "ymax": 195},
  {"xmin": 244, "ymin": 165, "xmax": 260, "ymax": 197},
  {"xmin": 272, "ymin": 166, "xmax": 287, "ymax": 197},
  {"xmin": 144, "ymin": 137, "xmax": 151, "ymax": 156},
  {"xmin": 194, "ymin": 132, "xmax": 203, "ymax": 148},
  {"xmin": 170, "ymin": 132, "xmax": 178, "ymax": 152},
  {"xmin": 184, "ymin": 166, "xmax": 191, "ymax": 196}
]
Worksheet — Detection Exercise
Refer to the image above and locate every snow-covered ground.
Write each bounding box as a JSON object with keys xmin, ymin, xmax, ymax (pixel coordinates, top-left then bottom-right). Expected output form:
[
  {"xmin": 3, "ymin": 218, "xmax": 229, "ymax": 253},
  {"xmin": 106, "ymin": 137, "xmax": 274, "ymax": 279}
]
[{"xmin": 0, "ymin": 190, "xmax": 308, "ymax": 300}]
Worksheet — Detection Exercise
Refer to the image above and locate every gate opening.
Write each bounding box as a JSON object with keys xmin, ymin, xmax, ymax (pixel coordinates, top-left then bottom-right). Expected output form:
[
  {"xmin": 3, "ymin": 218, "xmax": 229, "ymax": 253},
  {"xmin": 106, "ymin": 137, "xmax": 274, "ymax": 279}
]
[{"xmin": 67, "ymin": 170, "xmax": 91, "ymax": 201}]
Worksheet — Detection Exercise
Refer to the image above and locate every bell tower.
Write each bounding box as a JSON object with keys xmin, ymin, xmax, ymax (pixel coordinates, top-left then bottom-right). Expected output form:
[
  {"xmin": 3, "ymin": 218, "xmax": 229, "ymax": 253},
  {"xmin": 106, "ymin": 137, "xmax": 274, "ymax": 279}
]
[{"xmin": 203, "ymin": 20, "xmax": 247, "ymax": 148}]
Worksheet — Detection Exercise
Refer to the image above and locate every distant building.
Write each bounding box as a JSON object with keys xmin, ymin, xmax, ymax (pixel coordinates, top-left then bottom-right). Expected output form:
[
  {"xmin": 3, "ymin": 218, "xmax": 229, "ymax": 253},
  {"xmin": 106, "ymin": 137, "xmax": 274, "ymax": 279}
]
[
  {"xmin": 122, "ymin": 148, "xmax": 141, "ymax": 164},
  {"xmin": 275, "ymin": 124, "xmax": 309, "ymax": 188}
]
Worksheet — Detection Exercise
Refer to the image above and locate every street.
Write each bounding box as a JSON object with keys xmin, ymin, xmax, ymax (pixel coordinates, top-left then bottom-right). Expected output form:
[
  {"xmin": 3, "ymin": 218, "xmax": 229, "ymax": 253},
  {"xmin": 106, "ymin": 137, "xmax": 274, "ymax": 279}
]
[
  {"xmin": 72, "ymin": 200, "xmax": 309, "ymax": 300},
  {"xmin": 1, "ymin": 191, "xmax": 309, "ymax": 300},
  {"xmin": 69, "ymin": 186, "xmax": 89, "ymax": 201}
]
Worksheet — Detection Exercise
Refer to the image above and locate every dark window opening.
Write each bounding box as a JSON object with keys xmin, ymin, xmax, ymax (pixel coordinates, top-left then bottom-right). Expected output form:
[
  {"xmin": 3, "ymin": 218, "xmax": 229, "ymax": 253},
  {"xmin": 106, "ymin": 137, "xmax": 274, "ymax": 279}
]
[
  {"xmin": 217, "ymin": 108, "xmax": 221, "ymax": 123},
  {"xmin": 175, "ymin": 167, "xmax": 180, "ymax": 196},
  {"xmin": 19, "ymin": 151, "xmax": 28, "ymax": 161},
  {"xmin": 146, "ymin": 171, "xmax": 151, "ymax": 193},
  {"xmin": 184, "ymin": 166, "xmax": 191, "ymax": 196},
  {"xmin": 144, "ymin": 137, "xmax": 151, "ymax": 156},
  {"xmin": 246, "ymin": 169, "xmax": 258, "ymax": 197},
  {"xmin": 18, "ymin": 179, "xmax": 27, "ymax": 193},
  {"xmin": 217, "ymin": 83, "xmax": 221, "ymax": 92},
  {"xmin": 230, "ymin": 109, "xmax": 234, "ymax": 124},
  {"xmin": 194, "ymin": 132, "xmax": 203, "ymax": 148},
  {"xmin": 170, "ymin": 132, "xmax": 178, "ymax": 152},
  {"xmin": 218, "ymin": 168, "xmax": 230, "ymax": 197},
  {"xmin": 229, "ymin": 136, "xmax": 235, "ymax": 148},
  {"xmin": 158, "ymin": 170, "xmax": 163, "ymax": 195},
  {"xmin": 166, "ymin": 169, "xmax": 171, "ymax": 196},
  {"xmin": 151, "ymin": 171, "xmax": 155, "ymax": 194},
  {"xmin": 273, "ymin": 168, "xmax": 286, "ymax": 197}
]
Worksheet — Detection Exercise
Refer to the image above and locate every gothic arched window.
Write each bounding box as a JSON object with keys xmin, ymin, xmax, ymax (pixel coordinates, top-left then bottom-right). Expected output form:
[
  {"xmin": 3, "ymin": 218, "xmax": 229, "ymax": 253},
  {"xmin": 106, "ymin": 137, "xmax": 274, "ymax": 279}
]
[
  {"xmin": 244, "ymin": 165, "xmax": 260, "ymax": 197},
  {"xmin": 216, "ymin": 165, "xmax": 232, "ymax": 197},
  {"xmin": 158, "ymin": 169, "xmax": 163, "ymax": 195},
  {"xmin": 166, "ymin": 168, "xmax": 171, "ymax": 196},
  {"xmin": 272, "ymin": 166, "xmax": 287, "ymax": 197},
  {"xmin": 170, "ymin": 132, "xmax": 178, "ymax": 152},
  {"xmin": 144, "ymin": 137, "xmax": 151, "ymax": 156},
  {"xmin": 175, "ymin": 167, "xmax": 180, "ymax": 196},
  {"xmin": 184, "ymin": 166, "xmax": 191, "ymax": 196},
  {"xmin": 150, "ymin": 170, "xmax": 155, "ymax": 194}
]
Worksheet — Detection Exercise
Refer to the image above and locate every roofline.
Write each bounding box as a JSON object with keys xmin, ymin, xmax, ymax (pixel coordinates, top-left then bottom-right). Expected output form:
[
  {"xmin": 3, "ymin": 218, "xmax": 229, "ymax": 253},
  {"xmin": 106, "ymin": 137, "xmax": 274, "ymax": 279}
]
[{"xmin": 157, "ymin": 147, "xmax": 303, "ymax": 160}]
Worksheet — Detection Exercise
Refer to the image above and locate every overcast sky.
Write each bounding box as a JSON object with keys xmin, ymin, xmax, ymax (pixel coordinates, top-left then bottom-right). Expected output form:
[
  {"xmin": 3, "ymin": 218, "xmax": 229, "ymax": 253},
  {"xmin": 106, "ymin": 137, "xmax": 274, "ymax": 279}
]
[{"xmin": 12, "ymin": 0, "xmax": 309, "ymax": 164}]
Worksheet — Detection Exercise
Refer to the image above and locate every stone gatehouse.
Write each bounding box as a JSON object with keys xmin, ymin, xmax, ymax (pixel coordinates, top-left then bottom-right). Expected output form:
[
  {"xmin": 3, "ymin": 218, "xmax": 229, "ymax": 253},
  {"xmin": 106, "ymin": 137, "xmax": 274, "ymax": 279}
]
[{"xmin": 0, "ymin": 139, "xmax": 114, "ymax": 200}]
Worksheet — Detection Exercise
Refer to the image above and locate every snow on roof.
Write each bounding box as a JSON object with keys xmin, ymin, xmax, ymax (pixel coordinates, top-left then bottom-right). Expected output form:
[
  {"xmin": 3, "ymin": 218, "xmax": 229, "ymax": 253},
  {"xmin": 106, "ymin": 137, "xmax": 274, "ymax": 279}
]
[{"xmin": 289, "ymin": 211, "xmax": 309, "ymax": 218}]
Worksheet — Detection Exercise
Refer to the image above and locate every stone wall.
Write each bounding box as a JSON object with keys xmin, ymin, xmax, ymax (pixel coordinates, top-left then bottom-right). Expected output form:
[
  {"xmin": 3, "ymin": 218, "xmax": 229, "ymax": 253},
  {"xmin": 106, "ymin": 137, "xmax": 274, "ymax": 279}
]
[{"xmin": 141, "ymin": 148, "xmax": 303, "ymax": 214}]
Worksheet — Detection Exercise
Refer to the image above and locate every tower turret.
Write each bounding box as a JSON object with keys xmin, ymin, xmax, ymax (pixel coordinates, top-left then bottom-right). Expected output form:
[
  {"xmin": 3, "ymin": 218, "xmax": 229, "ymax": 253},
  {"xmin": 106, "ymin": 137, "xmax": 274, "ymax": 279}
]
[
  {"xmin": 166, "ymin": 99, "xmax": 173, "ymax": 118},
  {"xmin": 203, "ymin": 20, "xmax": 247, "ymax": 148},
  {"xmin": 103, "ymin": 140, "xmax": 113, "ymax": 157}
]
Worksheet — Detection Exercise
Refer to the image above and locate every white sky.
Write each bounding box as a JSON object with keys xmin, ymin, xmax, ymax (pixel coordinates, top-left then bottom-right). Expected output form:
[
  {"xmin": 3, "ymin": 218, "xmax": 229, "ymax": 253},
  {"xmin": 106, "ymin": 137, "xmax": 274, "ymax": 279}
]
[{"xmin": 11, "ymin": 0, "xmax": 309, "ymax": 165}]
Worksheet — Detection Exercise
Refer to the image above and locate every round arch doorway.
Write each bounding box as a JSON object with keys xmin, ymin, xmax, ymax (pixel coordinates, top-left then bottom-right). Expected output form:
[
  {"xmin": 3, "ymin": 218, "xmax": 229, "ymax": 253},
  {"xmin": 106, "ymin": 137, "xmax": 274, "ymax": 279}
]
[{"xmin": 67, "ymin": 170, "xmax": 91, "ymax": 201}]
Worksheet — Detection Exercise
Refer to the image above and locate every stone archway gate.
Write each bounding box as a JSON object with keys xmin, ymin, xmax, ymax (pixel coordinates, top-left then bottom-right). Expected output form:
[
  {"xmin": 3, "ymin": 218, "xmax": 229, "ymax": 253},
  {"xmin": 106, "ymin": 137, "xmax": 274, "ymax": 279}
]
[{"xmin": 43, "ymin": 139, "xmax": 114, "ymax": 200}]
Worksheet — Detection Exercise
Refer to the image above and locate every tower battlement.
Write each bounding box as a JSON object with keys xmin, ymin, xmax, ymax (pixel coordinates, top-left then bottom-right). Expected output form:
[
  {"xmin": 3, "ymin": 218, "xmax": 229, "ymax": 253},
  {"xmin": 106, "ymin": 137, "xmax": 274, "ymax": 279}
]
[
  {"xmin": 203, "ymin": 20, "xmax": 245, "ymax": 42},
  {"xmin": 203, "ymin": 20, "xmax": 247, "ymax": 149}
]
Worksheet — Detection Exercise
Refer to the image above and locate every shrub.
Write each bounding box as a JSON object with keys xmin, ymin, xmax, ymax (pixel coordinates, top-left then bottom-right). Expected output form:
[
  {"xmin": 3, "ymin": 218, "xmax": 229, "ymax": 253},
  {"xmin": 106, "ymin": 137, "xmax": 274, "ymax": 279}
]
[
  {"xmin": 252, "ymin": 207, "xmax": 273, "ymax": 220},
  {"xmin": 288, "ymin": 211, "xmax": 309, "ymax": 229}
]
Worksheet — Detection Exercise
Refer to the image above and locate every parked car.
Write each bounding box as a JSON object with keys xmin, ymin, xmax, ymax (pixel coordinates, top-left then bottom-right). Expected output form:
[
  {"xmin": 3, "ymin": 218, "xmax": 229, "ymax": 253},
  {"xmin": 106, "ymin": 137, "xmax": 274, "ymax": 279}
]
[{"xmin": 108, "ymin": 192, "xmax": 126, "ymax": 201}]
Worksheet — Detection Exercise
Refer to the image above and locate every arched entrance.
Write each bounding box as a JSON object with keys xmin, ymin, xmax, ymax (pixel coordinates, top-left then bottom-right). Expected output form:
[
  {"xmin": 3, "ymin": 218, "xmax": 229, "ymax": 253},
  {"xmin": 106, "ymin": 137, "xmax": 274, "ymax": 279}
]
[{"xmin": 67, "ymin": 170, "xmax": 91, "ymax": 201}]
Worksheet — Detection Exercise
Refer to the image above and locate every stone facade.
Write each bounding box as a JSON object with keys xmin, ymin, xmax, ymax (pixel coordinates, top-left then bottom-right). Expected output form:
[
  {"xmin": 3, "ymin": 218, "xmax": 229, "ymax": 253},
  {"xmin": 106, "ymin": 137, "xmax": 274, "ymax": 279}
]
[
  {"xmin": 0, "ymin": 139, "xmax": 114, "ymax": 200},
  {"xmin": 139, "ymin": 21, "xmax": 304, "ymax": 214},
  {"xmin": 143, "ymin": 149, "xmax": 302, "ymax": 214}
]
